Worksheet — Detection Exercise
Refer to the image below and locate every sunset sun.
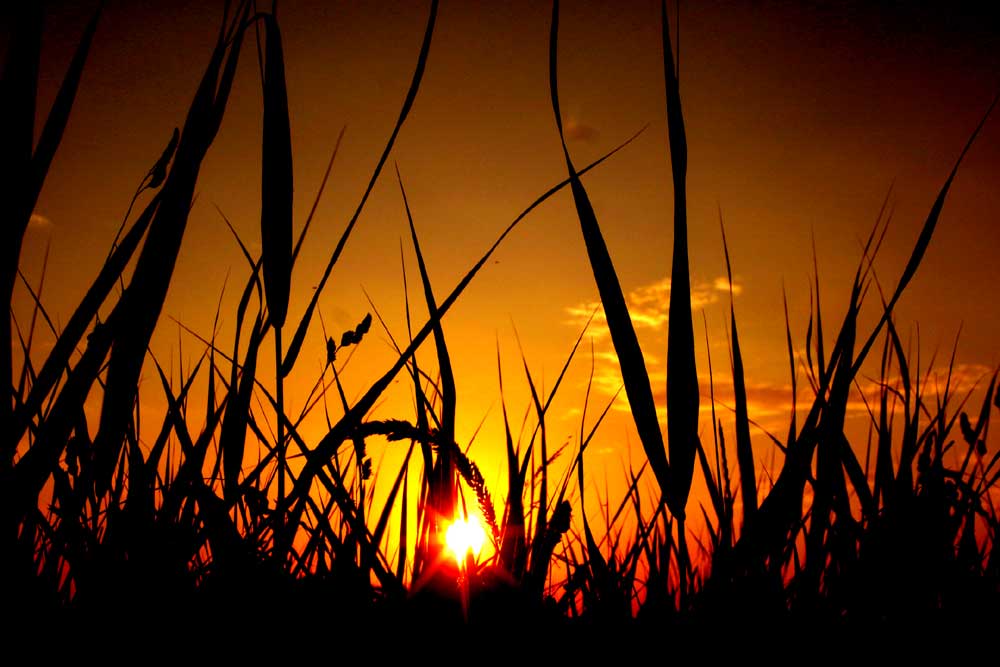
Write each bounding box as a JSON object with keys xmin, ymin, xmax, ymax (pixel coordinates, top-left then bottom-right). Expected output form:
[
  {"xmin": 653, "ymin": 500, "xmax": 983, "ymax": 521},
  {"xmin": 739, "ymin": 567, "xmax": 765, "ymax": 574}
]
[{"xmin": 445, "ymin": 516, "xmax": 487, "ymax": 564}]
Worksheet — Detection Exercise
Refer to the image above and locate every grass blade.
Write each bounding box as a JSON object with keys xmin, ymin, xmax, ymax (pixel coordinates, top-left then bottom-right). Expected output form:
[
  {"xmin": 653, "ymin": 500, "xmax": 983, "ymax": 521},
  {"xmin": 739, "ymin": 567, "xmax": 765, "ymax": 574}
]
[
  {"xmin": 372, "ymin": 442, "xmax": 415, "ymax": 551},
  {"xmin": 851, "ymin": 91, "xmax": 1000, "ymax": 377},
  {"xmin": 782, "ymin": 285, "xmax": 798, "ymax": 450},
  {"xmin": 660, "ymin": 0, "xmax": 700, "ymax": 516},
  {"xmin": 497, "ymin": 342, "xmax": 527, "ymax": 576},
  {"xmin": 720, "ymin": 212, "xmax": 757, "ymax": 527},
  {"xmin": 221, "ymin": 317, "xmax": 264, "ymax": 501},
  {"xmin": 398, "ymin": 165, "xmax": 457, "ymax": 535},
  {"xmin": 282, "ymin": 0, "xmax": 439, "ymax": 374},
  {"xmin": 291, "ymin": 126, "xmax": 346, "ymax": 265},
  {"xmin": 29, "ymin": 3, "xmax": 104, "ymax": 209},
  {"xmin": 1, "ymin": 4, "xmax": 43, "ymax": 468},
  {"xmin": 260, "ymin": 13, "xmax": 293, "ymax": 330},
  {"xmin": 549, "ymin": 0, "xmax": 676, "ymax": 515}
]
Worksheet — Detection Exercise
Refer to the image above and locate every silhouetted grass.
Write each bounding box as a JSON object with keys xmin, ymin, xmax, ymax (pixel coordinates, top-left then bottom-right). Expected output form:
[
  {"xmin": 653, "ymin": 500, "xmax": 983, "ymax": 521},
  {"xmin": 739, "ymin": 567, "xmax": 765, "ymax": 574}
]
[{"xmin": 4, "ymin": 0, "xmax": 999, "ymax": 641}]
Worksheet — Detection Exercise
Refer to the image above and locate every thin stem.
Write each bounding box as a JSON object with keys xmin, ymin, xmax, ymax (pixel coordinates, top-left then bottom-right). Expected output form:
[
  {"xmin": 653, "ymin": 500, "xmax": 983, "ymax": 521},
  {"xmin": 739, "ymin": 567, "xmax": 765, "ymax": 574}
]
[{"xmin": 275, "ymin": 324, "xmax": 286, "ymax": 562}]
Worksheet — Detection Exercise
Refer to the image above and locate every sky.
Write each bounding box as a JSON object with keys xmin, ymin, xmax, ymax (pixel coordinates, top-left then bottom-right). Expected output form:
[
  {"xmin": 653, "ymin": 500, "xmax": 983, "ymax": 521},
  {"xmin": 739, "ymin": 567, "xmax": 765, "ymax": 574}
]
[{"xmin": 13, "ymin": 0, "xmax": 1000, "ymax": 529}]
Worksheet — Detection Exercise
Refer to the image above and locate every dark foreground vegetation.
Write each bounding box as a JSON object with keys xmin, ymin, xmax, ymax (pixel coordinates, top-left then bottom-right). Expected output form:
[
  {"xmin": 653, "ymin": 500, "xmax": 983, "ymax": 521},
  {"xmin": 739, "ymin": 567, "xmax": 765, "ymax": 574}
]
[{"xmin": 3, "ymin": 0, "xmax": 999, "ymax": 642}]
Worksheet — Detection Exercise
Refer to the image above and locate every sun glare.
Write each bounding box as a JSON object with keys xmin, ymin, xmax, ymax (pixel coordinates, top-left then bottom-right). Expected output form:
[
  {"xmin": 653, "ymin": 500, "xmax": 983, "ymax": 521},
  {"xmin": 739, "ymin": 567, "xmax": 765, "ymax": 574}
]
[{"xmin": 445, "ymin": 516, "xmax": 486, "ymax": 563}]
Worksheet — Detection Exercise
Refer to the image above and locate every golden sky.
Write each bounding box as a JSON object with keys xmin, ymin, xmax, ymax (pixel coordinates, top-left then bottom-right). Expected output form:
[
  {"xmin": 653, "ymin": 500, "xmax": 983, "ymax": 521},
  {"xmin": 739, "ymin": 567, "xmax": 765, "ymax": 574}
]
[{"xmin": 15, "ymin": 1, "xmax": 1000, "ymax": 527}]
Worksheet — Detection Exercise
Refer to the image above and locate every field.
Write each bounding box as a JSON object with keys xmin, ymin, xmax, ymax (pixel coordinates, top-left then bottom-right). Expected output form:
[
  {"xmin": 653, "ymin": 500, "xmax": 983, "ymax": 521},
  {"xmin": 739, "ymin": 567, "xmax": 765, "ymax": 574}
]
[{"xmin": 5, "ymin": 0, "xmax": 1000, "ymax": 641}]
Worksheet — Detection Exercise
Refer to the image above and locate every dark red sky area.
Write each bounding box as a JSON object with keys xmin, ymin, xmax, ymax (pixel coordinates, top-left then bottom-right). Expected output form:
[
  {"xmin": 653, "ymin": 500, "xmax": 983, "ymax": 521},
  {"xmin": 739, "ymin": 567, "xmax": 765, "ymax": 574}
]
[{"xmin": 11, "ymin": 1, "xmax": 1000, "ymax": 510}]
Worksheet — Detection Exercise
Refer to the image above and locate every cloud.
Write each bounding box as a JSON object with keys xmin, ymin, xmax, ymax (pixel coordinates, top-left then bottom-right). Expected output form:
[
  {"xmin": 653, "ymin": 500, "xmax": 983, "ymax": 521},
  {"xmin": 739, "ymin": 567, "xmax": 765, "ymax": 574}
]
[
  {"xmin": 934, "ymin": 363, "xmax": 994, "ymax": 390},
  {"xmin": 29, "ymin": 213, "xmax": 53, "ymax": 229},
  {"xmin": 712, "ymin": 276, "xmax": 742, "ymax": 295},
  {"xmin": 564, "ymin": 275, "xmax": 744, "ymax": 338},
  {"xmin": 564, "ymin": 118, "xmax": 599, "ymax": 143},
  {"xmin": 626, "ymin": 278, "xmax": 671, "ymax": 328}
]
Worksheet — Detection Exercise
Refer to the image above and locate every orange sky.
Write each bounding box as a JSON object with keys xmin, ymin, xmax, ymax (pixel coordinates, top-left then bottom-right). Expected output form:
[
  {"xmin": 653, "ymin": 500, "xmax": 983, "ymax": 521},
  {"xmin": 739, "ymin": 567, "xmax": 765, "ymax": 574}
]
[{"xmin": 14, "ymin": 1, "xmax": 1000, "ymax": 538}]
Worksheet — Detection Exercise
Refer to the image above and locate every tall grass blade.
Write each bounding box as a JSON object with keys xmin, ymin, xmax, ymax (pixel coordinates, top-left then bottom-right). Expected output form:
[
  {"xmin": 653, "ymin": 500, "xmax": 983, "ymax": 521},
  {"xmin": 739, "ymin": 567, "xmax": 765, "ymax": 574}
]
[
  {"xmin": 260, "ymin": 13, "xmax": 293, "ymax": 330},
  {"xmin": 260, "ymin": 9, "xmax": 295, "ymax": 559},
  {"xmin": 885, "ymin": 309, "xmax": 919, "ymax": 493},
  {"xmin": 782, "ymin": 286, "xmax": 797, "ymax": 450},
  {"xmin": 695, "ymin": 435, "xmax": 728, "ymax": 549},
  {"xmin": 519, "ymin": 343, "xmax": 550, "ymax": 583},
  {"xmin": 29, "ymin": 3, "xmax": 104, "ymax": 209},
  {"xmin": 873, "ymin": 328, "xmax": 895, "ymax": 510},
  {"xmin": 398, "ymin": 166, "xmax": 456, "ymax": 537},
  {"xmin": 221, "ymin": 317, "xmax": 264, "ymax": 501},
  {"xmin": 497, "ymin": 343, "xmax": 527, "ymax": 577},
  {"xmin": 398, "ymin": 166, "xmax": 455, "ymax": 439},
  {"xmin": 720, "ymin": 213, "xmax": 756, "ymax": 527},
  {"xmin": 372, "ymin": 442, "xmax": 415, "ymax": 551},
  {"xmin": 812, "ymin": 238, "xmax": 827, "ymax": 386},
  {"xmin": 549, "ymin": 0, "xmax": 675, "ymax": 514},
  {"xmin": 1, "ymin": 4, "xmax": 43, "ymax": 470},
  {"xmin": 397, "ymin": 455, "xmax": 409, "ymax": 583},
  {"xmin": 660, "ymin": 0, "xmax": 700, "ymax": 516}
]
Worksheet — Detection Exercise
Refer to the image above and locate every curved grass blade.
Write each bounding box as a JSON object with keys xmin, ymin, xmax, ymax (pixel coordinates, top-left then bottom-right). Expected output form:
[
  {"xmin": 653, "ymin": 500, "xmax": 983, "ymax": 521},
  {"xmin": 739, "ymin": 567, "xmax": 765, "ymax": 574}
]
[
  {"xmin": 660, "ymin": 0, "xmax": 700, "ymax": 516},
  {"xmin": 549, "ymin": 0, "xmax": 675, "ymax": 515},
  {"xmin": 282, "ymin": 0, "xmax": 439, "ymax": 374},
  {"xmin": 1, "ymin": 3, "xmax": 43, "ymax": 463}
]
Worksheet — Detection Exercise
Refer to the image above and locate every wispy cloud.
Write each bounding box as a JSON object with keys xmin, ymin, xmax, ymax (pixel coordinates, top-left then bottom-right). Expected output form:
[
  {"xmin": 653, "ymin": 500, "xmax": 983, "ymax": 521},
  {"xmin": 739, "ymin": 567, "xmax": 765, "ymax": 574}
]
[
  {"xmin": 565, "ymin": 275, "xmax": 744, "ymax": 339},
  {"xmin": 712, "ymin": 276, "xmax": 741, "ymax": 295}
]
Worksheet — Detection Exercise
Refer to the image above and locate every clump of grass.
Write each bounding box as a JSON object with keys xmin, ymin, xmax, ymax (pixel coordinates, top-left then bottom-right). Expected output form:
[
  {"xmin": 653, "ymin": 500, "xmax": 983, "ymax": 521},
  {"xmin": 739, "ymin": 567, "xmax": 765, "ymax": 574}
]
[{"xmin": 548, "ymin": 0, "xmax": 1000, "ymax": 628}]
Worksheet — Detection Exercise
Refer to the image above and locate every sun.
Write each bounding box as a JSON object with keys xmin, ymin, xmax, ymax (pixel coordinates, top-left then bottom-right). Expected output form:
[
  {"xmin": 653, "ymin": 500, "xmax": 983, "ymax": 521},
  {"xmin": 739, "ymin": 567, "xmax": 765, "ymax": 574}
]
[{"xmin": 445, "ymin": 515, "xmax": 486, "ymax": 563}]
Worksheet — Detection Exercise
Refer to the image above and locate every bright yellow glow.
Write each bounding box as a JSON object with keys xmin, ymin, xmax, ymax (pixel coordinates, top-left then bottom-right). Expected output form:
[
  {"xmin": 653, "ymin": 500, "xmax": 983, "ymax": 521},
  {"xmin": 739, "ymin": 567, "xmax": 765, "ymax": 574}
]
[{"xmin": 445, "ymin": 515, "xmax": 486, "ymax": 563}]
